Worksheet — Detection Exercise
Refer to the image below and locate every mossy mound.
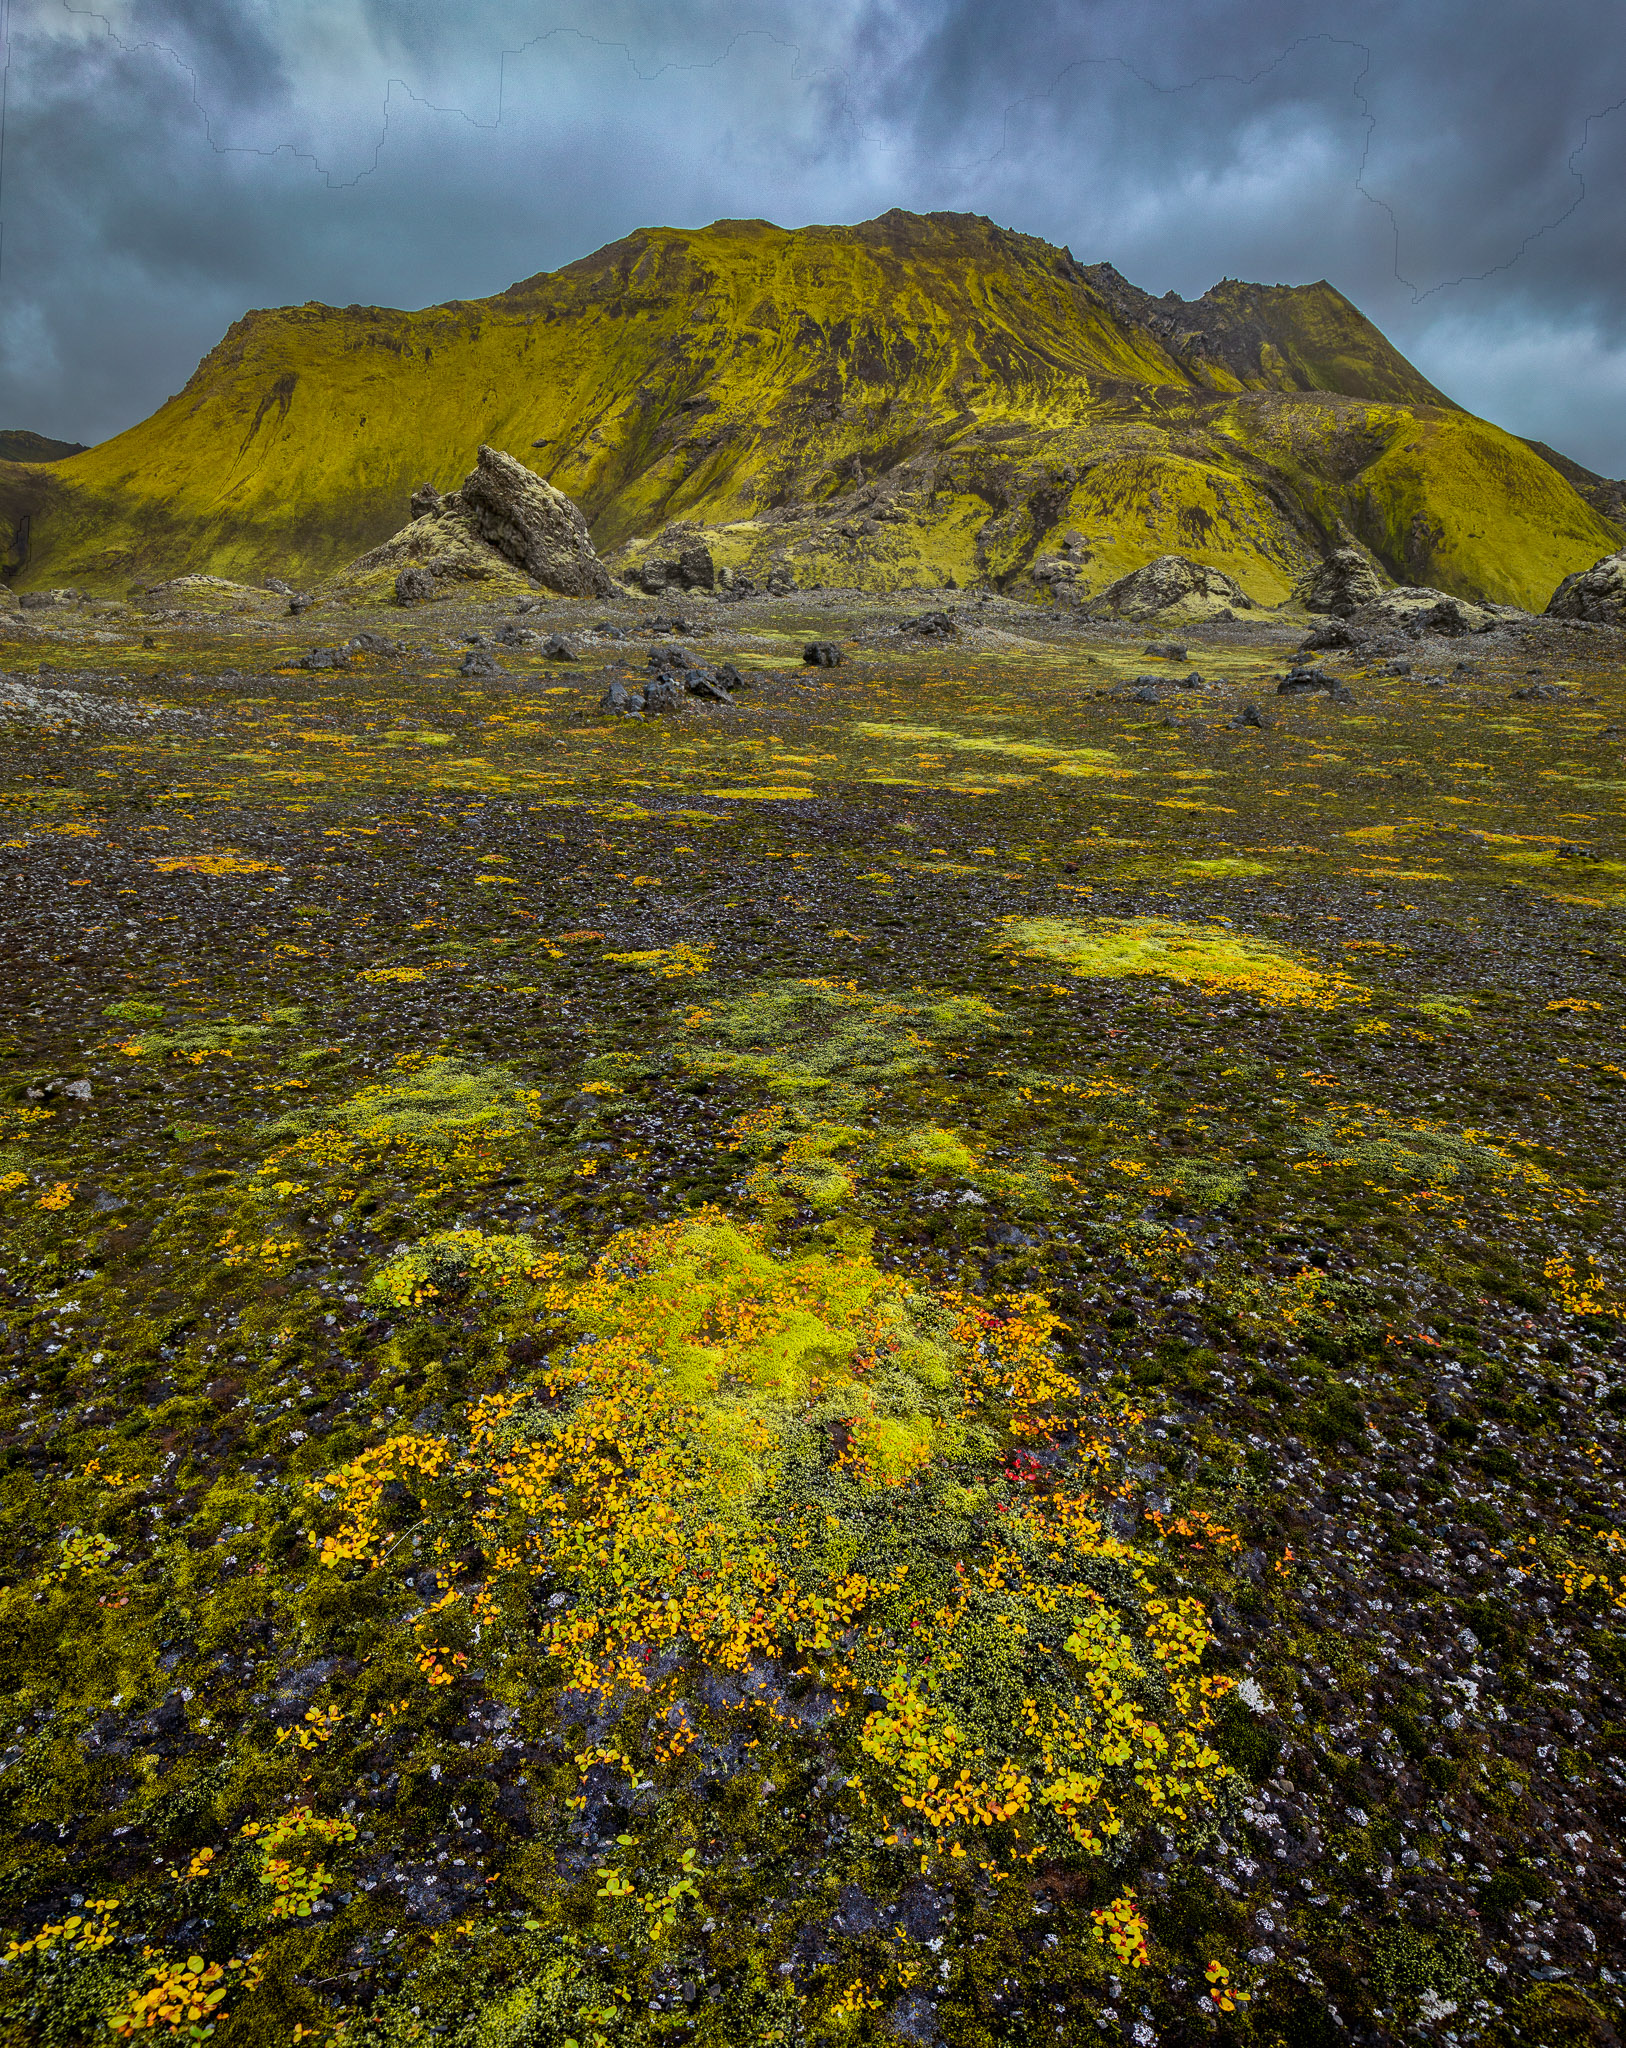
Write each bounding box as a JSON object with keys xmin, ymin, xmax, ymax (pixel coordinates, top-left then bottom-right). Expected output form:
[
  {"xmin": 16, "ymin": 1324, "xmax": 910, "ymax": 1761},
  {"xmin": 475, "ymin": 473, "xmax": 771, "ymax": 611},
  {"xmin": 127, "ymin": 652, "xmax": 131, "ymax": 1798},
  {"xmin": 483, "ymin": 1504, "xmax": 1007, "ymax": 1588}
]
[{"xmin": 1001, "ymin": 914, "xmax": 1361, "ymax": 1008}]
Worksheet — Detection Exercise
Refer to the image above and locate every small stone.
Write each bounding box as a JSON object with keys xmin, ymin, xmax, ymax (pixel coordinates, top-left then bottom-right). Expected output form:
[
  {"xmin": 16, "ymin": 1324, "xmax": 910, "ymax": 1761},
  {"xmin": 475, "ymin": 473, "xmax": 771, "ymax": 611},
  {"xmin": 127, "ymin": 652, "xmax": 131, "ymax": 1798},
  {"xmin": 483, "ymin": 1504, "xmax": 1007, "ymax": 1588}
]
[
  {"xmin": 1237, "ymin": 703, "xmax": 1265, "ymax": 728},
  {"xmin": 803, "ymin": 642, "xmax": 844, "ymax": 666},
  {"xmin": 1144, "ymin": 641, "xmax": 1188, "ymax": 661},
  {"xmin": 540, "ymin": 633, "xmax": 579, "ymax": 660},
  {"xmin": 394, "ymin": 565, "xmax": 438, "ymax": 605},
  {"xmin": 458, "ymin": 649, "xmax": 504, "ymax": 678}
]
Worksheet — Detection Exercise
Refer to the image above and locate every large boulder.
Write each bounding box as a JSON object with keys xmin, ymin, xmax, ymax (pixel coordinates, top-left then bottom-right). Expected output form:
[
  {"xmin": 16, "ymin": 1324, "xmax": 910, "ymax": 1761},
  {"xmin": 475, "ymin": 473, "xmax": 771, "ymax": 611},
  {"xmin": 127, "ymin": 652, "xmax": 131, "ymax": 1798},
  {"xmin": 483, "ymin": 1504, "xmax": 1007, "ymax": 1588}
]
[
  {"xmin": 340, "ymin": 448, "xmax": 615, "ymax": 604},
  {"xmin": 1299, "ymin": 546, "xmax": 1386, "ymax": 616},
  {"xmin": 1545, "ymin": 550, "xmax": 1626, "ymax": 624},
  {"xmin": 1085, "ymin": 553, "xmax": 1253, "ymax": 621},
  {"xmin": 457, "ymin": 445, "xmax": 616, "ymax": 599}
]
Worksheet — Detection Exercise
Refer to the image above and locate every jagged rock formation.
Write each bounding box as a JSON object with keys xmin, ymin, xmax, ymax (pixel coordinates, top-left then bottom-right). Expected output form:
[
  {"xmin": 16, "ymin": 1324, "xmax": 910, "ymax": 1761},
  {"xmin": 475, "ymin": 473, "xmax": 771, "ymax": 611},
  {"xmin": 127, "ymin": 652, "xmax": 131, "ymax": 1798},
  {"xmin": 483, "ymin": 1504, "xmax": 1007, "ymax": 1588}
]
[
  {"xmin": 339, "ymin": 448, "xmax": 614, "ymax": 603},
  {"xmin": 1544, "ymin": 550, "xmax": 1626, "ymax": 625},
  {"xmin": 1, "ymin": 212, "xmax": 1620, "ymax": 605},
  {"xmin": 1084, "ymin": 554, "xmax": 1252, "ymax": 621}
]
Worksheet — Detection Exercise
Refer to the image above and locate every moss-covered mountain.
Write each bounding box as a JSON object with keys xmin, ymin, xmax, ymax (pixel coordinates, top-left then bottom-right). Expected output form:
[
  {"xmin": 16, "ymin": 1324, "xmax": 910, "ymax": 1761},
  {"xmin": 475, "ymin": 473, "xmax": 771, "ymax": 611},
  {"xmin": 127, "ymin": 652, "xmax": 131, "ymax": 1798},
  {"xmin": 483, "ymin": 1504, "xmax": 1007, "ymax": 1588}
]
[{"xmin": 2, "ymin": 208, "xmax": 1619, "ymax": 606}]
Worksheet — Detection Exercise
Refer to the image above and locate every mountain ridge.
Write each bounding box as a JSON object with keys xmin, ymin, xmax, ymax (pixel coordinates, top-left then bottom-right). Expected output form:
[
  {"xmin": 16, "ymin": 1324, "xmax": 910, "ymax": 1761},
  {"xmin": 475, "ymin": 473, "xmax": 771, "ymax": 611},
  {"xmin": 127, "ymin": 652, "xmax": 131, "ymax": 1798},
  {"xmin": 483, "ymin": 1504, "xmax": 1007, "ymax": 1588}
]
[{"xmin": 0, "ymin": 209, "xmax": 1619, "ymax": 606}]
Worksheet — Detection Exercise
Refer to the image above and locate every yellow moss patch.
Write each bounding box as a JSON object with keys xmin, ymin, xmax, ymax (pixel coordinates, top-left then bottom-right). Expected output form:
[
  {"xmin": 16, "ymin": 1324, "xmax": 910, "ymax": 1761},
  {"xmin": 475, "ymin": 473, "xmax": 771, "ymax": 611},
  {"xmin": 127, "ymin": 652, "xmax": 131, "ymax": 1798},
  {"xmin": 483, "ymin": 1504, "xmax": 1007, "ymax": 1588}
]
[{"xmin": 1001, "ymin": 915, "xmax": 1360, "ymax": 1008}]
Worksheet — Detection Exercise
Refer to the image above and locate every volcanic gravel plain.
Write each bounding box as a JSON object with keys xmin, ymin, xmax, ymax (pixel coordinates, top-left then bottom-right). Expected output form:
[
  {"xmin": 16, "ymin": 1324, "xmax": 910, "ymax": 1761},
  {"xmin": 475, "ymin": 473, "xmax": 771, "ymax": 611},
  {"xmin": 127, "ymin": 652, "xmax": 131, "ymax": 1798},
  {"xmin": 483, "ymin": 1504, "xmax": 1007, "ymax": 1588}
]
[{"xmin": 2, "ymin": 586, "xmax": 1625, "ymax": 2048}]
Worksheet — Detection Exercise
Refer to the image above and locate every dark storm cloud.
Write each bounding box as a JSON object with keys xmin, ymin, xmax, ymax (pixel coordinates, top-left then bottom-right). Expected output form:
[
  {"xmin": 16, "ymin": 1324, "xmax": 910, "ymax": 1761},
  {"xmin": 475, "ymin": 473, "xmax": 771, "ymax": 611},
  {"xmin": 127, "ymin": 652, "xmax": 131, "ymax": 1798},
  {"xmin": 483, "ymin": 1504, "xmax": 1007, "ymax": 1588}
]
[{"xmin": 4, "ymin": 0, "xmax": 1625, "ymax": 470}]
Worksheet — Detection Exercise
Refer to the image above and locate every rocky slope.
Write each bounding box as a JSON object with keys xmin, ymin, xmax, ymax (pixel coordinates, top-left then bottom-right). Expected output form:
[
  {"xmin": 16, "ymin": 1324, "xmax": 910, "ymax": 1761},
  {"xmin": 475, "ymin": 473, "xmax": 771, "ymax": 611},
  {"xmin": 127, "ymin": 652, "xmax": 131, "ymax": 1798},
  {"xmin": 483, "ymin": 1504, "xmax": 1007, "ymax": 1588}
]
[{"xmin": 1, "ymin": 210, "xmax": 1619, "ymax": 607}]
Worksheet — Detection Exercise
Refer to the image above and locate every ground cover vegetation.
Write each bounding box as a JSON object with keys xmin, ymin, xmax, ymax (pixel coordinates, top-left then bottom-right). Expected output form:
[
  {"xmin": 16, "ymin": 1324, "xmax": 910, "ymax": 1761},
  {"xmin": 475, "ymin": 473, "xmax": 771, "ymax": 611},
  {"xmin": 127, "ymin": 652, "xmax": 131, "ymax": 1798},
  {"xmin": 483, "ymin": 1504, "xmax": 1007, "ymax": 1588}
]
[{"xmin": 0, "ymin": 582, "xmax": 1624, "ymax": 2048}]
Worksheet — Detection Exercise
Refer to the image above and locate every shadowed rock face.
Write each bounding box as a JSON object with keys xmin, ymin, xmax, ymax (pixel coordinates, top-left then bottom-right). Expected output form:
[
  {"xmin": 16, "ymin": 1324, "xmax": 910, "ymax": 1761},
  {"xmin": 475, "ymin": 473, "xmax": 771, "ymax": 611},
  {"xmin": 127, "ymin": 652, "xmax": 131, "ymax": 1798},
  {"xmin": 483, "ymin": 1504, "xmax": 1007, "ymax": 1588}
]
[{"xmin": 1546, "ymin": 550, "xmax": 1626, "ymax": 625}]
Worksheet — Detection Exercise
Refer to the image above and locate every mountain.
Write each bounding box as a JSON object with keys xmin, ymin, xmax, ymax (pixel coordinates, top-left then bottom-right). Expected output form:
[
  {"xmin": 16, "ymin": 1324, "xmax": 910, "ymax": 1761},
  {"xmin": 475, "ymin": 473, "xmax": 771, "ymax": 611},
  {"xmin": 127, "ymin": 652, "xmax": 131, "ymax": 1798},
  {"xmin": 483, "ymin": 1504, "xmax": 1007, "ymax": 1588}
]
[
  {"xmin": 1517, "ymin": 438, "xmax": 1626, "ymax": 526},
  {"xmin": 0, "ymin": 431, "xmax": 89, "ymax": 464},
  {"xmin": 1, "ymin": 210, "xmax": 1619, "ymax": 607}
]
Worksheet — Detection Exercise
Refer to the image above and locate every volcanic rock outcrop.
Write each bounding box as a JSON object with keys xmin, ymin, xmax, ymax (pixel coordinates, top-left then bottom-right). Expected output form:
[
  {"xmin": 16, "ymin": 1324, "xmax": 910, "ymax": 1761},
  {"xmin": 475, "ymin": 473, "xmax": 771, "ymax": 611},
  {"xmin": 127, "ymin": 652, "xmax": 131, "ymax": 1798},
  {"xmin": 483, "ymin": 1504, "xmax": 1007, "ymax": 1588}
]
[
  {"xmin": 1299, "ymin": 546, "xmax": 1387, "ymax": 616},
  {"xmin": 1545, "ymin": 550, "xmax": 1626, "ymax": 625},
  {"xmin": 340, "ymin": 447, "xmax": 616, "ymax": 604},
  {"xmin": 1084, "ymin": 554, "xmax": 1252, "ymax": 622}
]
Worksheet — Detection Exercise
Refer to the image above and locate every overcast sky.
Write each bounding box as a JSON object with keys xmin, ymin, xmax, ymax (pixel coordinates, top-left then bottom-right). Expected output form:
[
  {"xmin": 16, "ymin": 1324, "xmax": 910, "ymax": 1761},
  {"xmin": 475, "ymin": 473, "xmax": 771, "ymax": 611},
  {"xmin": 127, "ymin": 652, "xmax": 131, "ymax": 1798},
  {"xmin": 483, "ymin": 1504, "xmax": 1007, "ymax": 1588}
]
[{"xmin": 4, "ymin": 0, "xmax": 1625, "ymax": 472}]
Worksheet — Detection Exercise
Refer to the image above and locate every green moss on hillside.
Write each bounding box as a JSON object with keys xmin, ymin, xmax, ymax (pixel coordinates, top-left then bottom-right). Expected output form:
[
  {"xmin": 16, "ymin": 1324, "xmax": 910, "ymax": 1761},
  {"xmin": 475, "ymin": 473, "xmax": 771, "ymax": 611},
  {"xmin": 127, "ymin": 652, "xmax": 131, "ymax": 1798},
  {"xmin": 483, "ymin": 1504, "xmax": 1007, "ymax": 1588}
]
[{"xmin": 3, "ymin": 210, "xmax": 1619, "ymax": 605}]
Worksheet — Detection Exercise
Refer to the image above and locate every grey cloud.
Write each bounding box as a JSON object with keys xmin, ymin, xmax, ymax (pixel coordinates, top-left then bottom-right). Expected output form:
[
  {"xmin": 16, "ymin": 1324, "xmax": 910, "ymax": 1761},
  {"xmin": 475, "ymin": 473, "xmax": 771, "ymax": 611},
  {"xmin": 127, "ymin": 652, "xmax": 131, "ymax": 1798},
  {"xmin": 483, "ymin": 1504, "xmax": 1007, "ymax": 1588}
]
[{"xmin": 4, "ymin": 0, "xmax": 1625, "ymax": 473}]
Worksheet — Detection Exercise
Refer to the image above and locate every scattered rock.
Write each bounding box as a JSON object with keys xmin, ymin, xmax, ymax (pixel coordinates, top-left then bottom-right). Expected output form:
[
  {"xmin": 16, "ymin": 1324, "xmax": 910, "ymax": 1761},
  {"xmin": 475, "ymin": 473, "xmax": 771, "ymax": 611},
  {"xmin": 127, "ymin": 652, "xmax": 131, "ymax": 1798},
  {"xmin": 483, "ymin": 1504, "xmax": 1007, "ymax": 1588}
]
[
  {"xmin": 295, "ymin": 646, "xmax": 353, "ymax": 671},
  {"xmin": 1086, "ymin": 553, "xmax": 1253, "ymax": 621},
  {"xmin": 803, "ymin": 642, "xmax": 844, "ymax": 666},
  {"xmin": 494, "ymin": 621, "xmax": 539, "ymax": 647},
  {"xmin": 288, "ymin": 593, "xmax": 318, "ymax": 614},
  {"xmin": 1512, "ymin": 682, "xmax": 1571, "ymax": 702},
  {"xmin": 600, "ymin": 680, "xmax": 639, "ymax": 715},
  {"xmin": 686, "ymin": 673, "xmax": 735, "ymax": 704},
  {"xmin": 642, "ymin": 674, "xmax": 684, "ymax": 714},
  {"xmin": 1236, "ymin": 703, "xmax": 1265, "ymax": 728},
  {"xmin": 394, "ymin": 564, "xmax": 438, "ymax": 604},
  {"xmin": 409, "ymin": 483, "xmax": 444, "ymax": 520},
  {"xmin": 765, "ymin": 567, "xmax": 796, "ymax": 596},
  {"xmin": 1545, "ymin": 549, "xmax": 1626, "ymax": 624},
  {"xmin": 1144, "ymin": 640, "xmax": 1189, "ymax": 660},
  {"xmin": 897, "ymin": 609, "xmax": 958, "ymax": 639},
  {"xmin": 458, "ymin": 649, "xmax": 504, "ymax": 678},
  {"xmin": 265, "ymin": 576, "xmax": 293, "ymax": 595},
  {"xmin": 540, "ymin": 633, "xmax": 580, "ymax": 661},
  {"xmin": 1299, "ymin": 546, "xmax": 1386, "ymax": 617},
  {"xmin": 19, "ymin": 588, "xmax": 86, "ymax": 609},
  {"xmin": 25, "ymin": 1077, "xmax": 91, "ymax": 1104}
]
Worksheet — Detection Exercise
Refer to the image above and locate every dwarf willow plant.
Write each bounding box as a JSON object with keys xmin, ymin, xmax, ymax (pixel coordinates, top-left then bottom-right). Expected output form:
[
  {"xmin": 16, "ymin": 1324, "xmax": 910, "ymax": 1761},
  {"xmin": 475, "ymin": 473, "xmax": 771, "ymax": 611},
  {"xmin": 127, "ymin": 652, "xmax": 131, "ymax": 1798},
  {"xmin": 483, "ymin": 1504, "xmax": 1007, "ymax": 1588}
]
[{"xmin": 308, "ymin": 1211, "xmax": 1233, "ymax": 1872}]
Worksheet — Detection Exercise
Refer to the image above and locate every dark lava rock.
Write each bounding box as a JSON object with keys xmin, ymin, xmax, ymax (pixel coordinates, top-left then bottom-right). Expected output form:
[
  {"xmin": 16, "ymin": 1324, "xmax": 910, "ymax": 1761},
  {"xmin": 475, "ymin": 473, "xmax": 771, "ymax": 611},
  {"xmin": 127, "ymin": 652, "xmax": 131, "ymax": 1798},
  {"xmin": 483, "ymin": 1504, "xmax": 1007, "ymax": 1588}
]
[
  {"xmin": 643, "ymin": 675, "xmax": 684, "ymax": 713},
  {"xmin": 296, "ymin": 646, "xmax": 353, "ymax": 671},
  {"xmin": 1144, "ymin": 640, "xmax": 1189, "ymax": 660},
  {"xmin": 803, "ymin": 642, "xmax": 845, "ymax": 666},
  {"xmin": 601, "ymin": 681, "xmax": 642, "ymax": 715},
  {"xmin": 458, "ymin": 649, "xmax": 504, "ymax": 678},
  {"xmin": 899, "ymin": 609, "xmax": 957, "ymax": 639},
  {"xmin": 394, "ymin": 565, "xmax": 438, "ymax": 605},
  {"xmin": 1236, "ymin": 703, "xmax": 1265, "ymax": 728},
  {"xmin": 540, "ymin": 633, "xmax": 579, "ymax": 660},
  {"xmin": 1512, "ymin": 682, "xmax": 1571, "ymax": 702}
]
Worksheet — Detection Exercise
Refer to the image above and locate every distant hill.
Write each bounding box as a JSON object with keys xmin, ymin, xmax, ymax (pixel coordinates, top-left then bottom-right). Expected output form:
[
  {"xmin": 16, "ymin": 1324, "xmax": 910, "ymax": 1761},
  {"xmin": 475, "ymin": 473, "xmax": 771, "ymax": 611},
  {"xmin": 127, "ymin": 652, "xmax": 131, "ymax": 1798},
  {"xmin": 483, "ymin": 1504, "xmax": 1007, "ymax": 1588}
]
[
  {"xmin": 0, "ymin": 430, "xmax": 88, "ymax": 464},
  {"xmin": 1, "ymin": 210, "xmax": 1619, "ymax": 607}
]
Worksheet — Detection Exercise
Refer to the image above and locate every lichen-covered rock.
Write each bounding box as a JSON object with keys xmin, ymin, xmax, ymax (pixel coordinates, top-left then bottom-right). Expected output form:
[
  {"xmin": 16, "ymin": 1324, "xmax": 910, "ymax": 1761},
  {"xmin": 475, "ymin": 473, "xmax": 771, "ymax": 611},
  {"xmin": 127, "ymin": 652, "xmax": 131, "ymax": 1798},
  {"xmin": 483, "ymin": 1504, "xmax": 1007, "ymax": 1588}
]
[
  {"xmin": 1299, "ymin": 546, "xmax": 1386, "ymax": 616},
  {"xmin": 1545, "ymin": 549, "xmax": 1626, "ymax": 624},
  {"xmin": 1343, "ymin": 586, "xmax": 1496, "ymax": 637},
  {"xmin": 1086, "ymin": 553, "xmax": 1253, "ymax": 620}
]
